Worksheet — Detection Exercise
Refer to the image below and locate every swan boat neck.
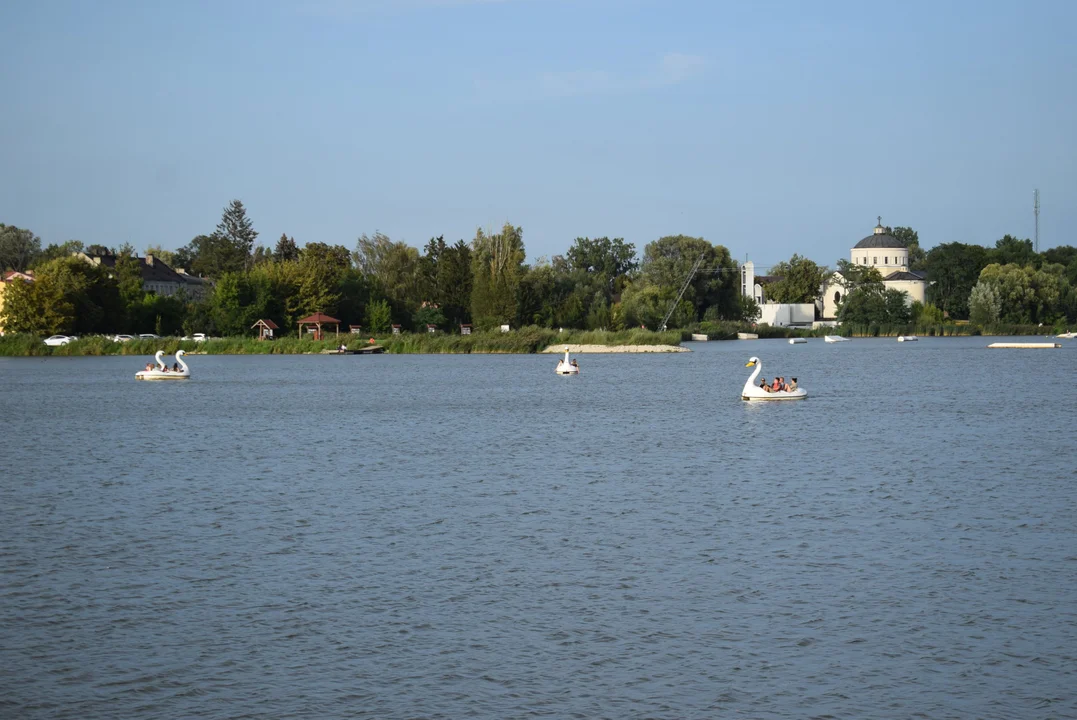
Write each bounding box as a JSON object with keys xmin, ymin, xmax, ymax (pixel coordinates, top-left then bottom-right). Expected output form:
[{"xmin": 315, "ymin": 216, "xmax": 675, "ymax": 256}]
[{"xmin": 136, "ymin": 350, "xmax": 191, "ymax": 380}]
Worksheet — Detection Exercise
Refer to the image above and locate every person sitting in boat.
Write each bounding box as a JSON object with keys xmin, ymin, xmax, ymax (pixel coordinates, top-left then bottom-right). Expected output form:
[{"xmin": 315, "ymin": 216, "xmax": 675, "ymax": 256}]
[
  {"xmin": 172, "ymin": 362, "xmax": 180, "ymax": 372},
  {"xmin": 771, "ymin": 377, "xmax": 782, "ymax": 392},
  {"xmin": 789, "ymin": 377, "xmax": 798, "ymax": 391},
  {"xmin": 570, "ymin": 359, "xmax": 579, "ymax": 370},
  {"xmin": 145, "ymin": 362, "xmax": 153, "ymax": 372},
  {"xmin": 759, "ymin": 377, "xmax": 771, "ymax": 392}
]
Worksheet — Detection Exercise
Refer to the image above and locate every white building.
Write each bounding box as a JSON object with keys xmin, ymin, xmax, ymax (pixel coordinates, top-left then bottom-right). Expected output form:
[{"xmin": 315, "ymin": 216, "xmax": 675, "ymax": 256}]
[
  {"xmin": 741, "ymin": 260, "xmax": 815, "ymax": 327},
  {"xmin": 820, "ymin": 219, "xmax": 928, "ymax": 320}
]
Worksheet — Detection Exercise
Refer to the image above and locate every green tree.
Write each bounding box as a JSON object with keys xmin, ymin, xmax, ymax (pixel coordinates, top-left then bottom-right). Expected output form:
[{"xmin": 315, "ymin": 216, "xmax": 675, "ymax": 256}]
[
  {"xmin": 565, "ymin": 236, "xmax": 637, "ymax": 295},
  {"xmin": 365, "ymin": 299, "xmax": 392, "ymax": 332},
  {"xmin": 294, "ymin": 242, "xmax": 351, "ymax": 317},
  {"xmin": 470, "ymin": 223, "xmax": 525, "ymax": 329},
  {"xmin": 978, "ymin": 263, "xmax": 1062, "ymax": 324},
  {"xmin": 0, "ymin": 224, "xmax": 42, "ymax": 272},
  {"xmin": 515, "ymin": 261, "xmax": 566, "ymax": 327},
  {"xmin": 418, "ymin": 236, "xmax": 473, "ymax": 329},
  {"xmin": 639, "ymin": 235, "xmax": 739, "ymax": 324},
  {"xmin": 275, "ymin": 233, "xmax": 299, "ymax": 262},
  {"xmin": 183, "ymin": 233, "xmax": 248, "ymax": 278},
  {"xmin": 890, "ymin": 226, "xmax": 926, "ymax": 270},
  {"xmin": 1, "ymin": 256, "xmax": 120, "ymax": 335},
  {"xmin": 355, "ymin": 232, "xmax": 422, "ymax": 319},
  {"xmin": 990, "ymin": 235, "xmax": 1036, "ymax": 267},
  {"xmin": 216, "ymin": 199, "xmax": 258, "ymax": 268},
  {"xmin": 35, "ymin": 240, "xmax": 84, "ymax": 266},
  {"xmin": 968, "ymin": 281, "xmax": 1001, "ymax": 326},
  {"xmin": 114, "ymin": 250, "xmax": 146, "ymax": 332},
  {"xmin": 764, "ymin": 254, "xmax": 828, "ymax": 304},
  {"xmin": 924, "ymin": 242, "xmax": 991, "ymax": 319}
]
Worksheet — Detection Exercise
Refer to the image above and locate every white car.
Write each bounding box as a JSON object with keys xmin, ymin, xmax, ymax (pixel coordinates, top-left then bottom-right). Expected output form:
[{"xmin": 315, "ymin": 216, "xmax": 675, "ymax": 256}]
[
  {"xmin": 139, "ymin": 333, "xmax": 160, "ymax": 339},
  {"xmin": 113, "ymin": 334, "xmax": 136, "ymax": 342},
  {"xmin": 44, "ymin": 335, "xmax": 78, "ymax": 346},
  {"xmin": 181, "ymin": 333, "xmax": 207, "ymax": 342}
]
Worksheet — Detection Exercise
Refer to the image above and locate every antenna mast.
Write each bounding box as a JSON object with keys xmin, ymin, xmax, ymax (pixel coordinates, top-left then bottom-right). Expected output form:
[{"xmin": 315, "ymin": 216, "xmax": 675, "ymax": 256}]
[{"xmin": 1034, "ymin": 189, "xmax": 1040, "ymax": 252}]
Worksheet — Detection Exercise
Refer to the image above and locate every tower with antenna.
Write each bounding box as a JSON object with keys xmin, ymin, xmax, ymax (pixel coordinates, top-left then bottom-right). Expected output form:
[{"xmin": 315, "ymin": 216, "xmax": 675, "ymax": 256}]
[{"xmin": 1034, "ymin": 189, "xmax": 1040, "ymax": 252}]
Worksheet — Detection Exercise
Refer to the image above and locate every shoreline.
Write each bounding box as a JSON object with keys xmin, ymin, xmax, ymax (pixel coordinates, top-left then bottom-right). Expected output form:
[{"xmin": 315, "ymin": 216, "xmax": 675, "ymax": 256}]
[{"xmin": 540, "ymin": 344, "xmax": 688, "ymax": 353}]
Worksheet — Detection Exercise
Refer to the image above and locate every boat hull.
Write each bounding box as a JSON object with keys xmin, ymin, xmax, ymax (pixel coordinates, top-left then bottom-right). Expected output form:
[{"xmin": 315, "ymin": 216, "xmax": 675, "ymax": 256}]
[
  {"xmin": 742, "ymin": 389, "xmax": 807, "ymax": 401},
  {"xmin": 136, "ymin": 372, "xmax": 190, "ymax": 381}
]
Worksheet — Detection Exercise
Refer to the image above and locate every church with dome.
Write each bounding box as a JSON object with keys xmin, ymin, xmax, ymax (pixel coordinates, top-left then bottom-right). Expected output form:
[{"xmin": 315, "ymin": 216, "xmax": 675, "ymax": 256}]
[{"xmin": 819, "ymin": 218, "xmax": 928, "ymax": 320}]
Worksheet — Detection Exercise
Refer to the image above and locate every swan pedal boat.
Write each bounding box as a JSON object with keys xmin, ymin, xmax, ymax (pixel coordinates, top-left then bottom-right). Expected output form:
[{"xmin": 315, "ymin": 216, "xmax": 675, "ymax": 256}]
[
  {"xmin": 824, "ymin": 335, "xmax": 849, "ymax": 343},
  {"xmin": 136, "ymin": 350, "xmax": 191, "ymax": 380},
  {"xmin": 741, "ymin": 357, "xmax": 806, "ymax": 401},
  {"xmin": 555, "ymin": 347, "xmax": 579, "ymax": 375}
]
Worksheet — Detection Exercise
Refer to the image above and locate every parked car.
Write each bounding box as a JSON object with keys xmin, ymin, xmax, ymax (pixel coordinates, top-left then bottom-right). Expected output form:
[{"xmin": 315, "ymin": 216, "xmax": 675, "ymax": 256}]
[
  {"xmin": 113, "ymin": 334, "xmax": 136, "ymax": 342},
  {"xmin": 181, "ymin": 333, "xmax": 207, "ymax": 342},
  {"xmin": 44, "ymin": 335, "xmax": 78, "ymax": 346},
  {"xmin": 139, "ymin": 333, "xmax": 160, "ymax": 339}
]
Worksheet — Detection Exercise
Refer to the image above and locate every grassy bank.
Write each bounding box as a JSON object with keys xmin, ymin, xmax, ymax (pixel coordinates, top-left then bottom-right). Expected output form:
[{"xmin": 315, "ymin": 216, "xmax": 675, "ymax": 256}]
[{"xmin": 0, "ymin": 327, "xmax": 684, "ymax": 357}]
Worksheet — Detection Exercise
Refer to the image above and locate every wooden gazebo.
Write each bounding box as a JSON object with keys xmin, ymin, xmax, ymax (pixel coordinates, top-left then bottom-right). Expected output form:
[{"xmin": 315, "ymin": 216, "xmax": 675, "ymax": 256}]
[
  {"xmin": 252, "ymin": 318, "xmax": 279, "ymax": 340},
  {"xmin": 297, "ymin": 312, "xmax": 341, "ymax": 340}
]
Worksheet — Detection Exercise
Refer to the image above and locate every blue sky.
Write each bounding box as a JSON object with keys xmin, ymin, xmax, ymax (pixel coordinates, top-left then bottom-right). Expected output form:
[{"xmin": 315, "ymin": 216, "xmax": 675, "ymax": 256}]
[{"xmin": 2, "ymin": 0, "xmax": 1075, "ymax": 270}]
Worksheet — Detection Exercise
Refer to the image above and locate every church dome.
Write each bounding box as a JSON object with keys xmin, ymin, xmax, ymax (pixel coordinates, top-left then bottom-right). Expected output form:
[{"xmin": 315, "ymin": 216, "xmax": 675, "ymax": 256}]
[{"xmin": 853, "ymin": 217, "xmax": 906, "ymax": 249}]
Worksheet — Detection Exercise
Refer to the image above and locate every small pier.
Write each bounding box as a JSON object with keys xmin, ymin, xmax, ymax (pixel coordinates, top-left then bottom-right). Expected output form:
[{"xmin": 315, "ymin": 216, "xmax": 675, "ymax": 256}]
[{"xmin": 987, "ymin": 342, "xmax": 1060, "ymax": 349}]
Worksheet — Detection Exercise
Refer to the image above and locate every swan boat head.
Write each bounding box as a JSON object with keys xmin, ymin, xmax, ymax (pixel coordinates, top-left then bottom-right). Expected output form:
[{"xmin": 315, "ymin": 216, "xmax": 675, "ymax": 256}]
[{"xmin": 556, "ymin": 345, "xmax": 578, "ymax": 374}]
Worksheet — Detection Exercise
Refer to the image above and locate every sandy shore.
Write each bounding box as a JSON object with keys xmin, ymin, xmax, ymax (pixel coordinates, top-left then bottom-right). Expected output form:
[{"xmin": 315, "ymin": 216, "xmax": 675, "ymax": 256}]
[{"xmin": 540, "ymin": 344, "xmax": 688, "ymax": 354}]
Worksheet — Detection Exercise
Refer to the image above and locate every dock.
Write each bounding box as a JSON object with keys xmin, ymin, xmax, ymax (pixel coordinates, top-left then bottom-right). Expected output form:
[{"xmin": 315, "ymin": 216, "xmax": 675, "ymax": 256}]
[
  {"xmin": 987, "ymin": 342, "xmax": 1060, "ymax": 349},
  {"xmin": 737, "ymin": 332, "xmax": 758, "ymax": 340}
]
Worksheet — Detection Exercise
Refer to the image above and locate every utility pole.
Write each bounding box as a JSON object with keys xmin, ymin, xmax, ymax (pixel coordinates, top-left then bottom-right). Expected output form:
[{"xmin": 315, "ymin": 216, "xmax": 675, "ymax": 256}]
[{"xmin": 1034, "ymin": 189, "xmax": 1040, "ymax": 253}]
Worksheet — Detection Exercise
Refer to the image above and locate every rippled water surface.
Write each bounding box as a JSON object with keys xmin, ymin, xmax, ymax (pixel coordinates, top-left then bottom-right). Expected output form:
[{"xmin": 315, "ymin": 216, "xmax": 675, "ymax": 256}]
[{"xmin": 2, "ymin": 337, "xmax": 1076, "ymax": 719}]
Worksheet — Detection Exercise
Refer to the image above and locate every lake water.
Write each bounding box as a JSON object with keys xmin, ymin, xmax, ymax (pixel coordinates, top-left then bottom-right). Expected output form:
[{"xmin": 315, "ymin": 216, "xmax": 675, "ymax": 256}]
[{"xmin": 2, "ymin": 337, "xmax": 1076, "ymax": 719}]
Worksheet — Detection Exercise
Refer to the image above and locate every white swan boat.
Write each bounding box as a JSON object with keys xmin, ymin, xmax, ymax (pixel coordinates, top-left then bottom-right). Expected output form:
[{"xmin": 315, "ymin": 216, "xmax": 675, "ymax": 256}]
[
  {"xmin": 136, "ymin": 350, "xmax": 190, "ymax": 380},
  {"xmin": 741, "ymin": 357, "xmax": 807, "ymax": 401},
  {"xmin": 897, "ymin": 335, "xmax": 918, "ymax": 342},
  {"xmin": 555, "ymin": 347, "xmax": 579, "ymax": 375},
  {"xmin": 824, "ymin": 335, "xmax": 849, "ymax": 343},
  {"xmin": 1057, "ymin": 332, "xmax": 1076, "ymax": 339}
]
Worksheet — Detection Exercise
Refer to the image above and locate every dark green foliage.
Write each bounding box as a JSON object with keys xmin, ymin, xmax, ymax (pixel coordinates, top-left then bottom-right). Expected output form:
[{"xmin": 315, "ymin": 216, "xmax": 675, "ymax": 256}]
[
  {"xmin": 471, "ymin": 223, "xmax": 525, "ymax": 329},
  {"xmin": 0, "ymin": 224, "xmax": 42, "ymax": 272},
  {"xmin": 275, "ymin": 234, "xmax": 299, "ymax": 262},
  {"xmin": 764, "ymin": 254, "xmax": 828, "ymax": 304},
  {"xmin": 924, "ymin": 242, "xmax": 990, "ymax": 319},
  {"xmin": 989, "ymin": 235, "xmax": 1036, "ymax": 267}
]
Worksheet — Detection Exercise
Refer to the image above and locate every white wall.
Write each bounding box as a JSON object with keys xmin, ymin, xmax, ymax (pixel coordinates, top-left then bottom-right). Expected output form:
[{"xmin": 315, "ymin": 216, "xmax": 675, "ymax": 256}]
[
  {"xmin": 884, "ymin": 279, "xmax": 926, "ymax": 305},
  {"xmin": 850, "ymin": 246, "xmax": 909, "ymax": 275},
  {"xmin": 758, "ymin": 303, "xmax": 814, "ymax": 326}
]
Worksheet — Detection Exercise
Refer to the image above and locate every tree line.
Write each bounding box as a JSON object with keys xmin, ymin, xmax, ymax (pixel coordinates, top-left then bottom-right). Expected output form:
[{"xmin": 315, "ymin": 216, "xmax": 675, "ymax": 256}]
[
  {"xmin": 1, "ymin": 202, "xmax": 750, "ymax": 337},
  {"xmin": 3, "ymin": 208, "xmax": 1075, "ymax": 338}
]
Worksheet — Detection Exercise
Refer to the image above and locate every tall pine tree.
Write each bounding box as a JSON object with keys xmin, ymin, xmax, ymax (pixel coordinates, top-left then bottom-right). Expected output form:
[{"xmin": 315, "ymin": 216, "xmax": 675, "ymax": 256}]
[{"xmin": 216, "ymin": 199, "xmax": 258, "ymax": 269}]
